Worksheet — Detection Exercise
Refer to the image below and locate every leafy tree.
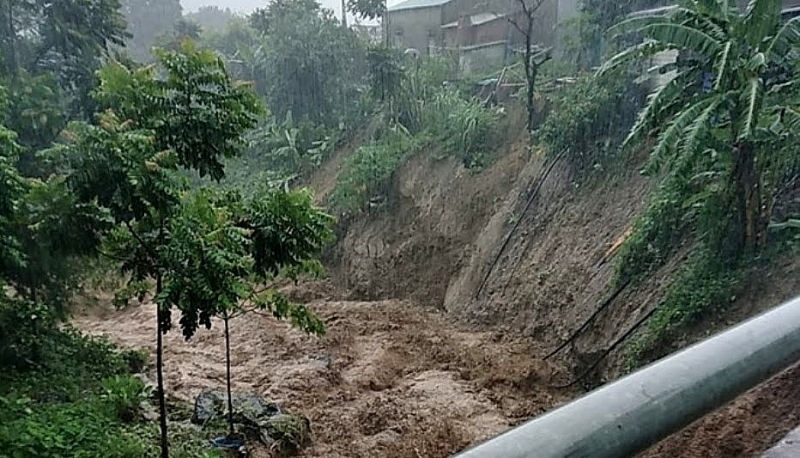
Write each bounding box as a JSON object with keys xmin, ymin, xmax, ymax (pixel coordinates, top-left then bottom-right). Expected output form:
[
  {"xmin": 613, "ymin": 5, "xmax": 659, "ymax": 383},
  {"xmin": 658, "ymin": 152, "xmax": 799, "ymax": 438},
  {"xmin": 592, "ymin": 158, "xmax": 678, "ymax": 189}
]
[
  {"xmin": 59, "ymin": 40, "xmax": 335, "ymax": 454},
  {"xmin": 200, "ymin": 17, "xmax": 264, "ymax": 90},
  {"xmin": 185, "ymin": 5, "xmax": 236, "ymax": 33},
  {"xmin": 119, "ymin": 0, "xmax": 182, "ymax": 61},
  {"xmin": 58, "ymin": 41, "xmax": 261, "ymax": 457},
  {"xmin": 566, "ymin": 0, "xmax": 667, "ymax": 69},
  {"xmin": 347, "ymin": 0, "xmax": 386, "ymax": 21},
  {"xmin": 601, "ymin": 0, "xmax": 800, "ymax": 257},
  {"xmin": 2, "ymin": 71, "xmax": 66, "ymax": 153},
  {"xmin": 251, "ymin": 0, "xmax": 367, "ymax": 127},
  {"xmin": 0, "ymin": 0, "xmax": 128, "ymax": 174},
  {"xmin": 366, "ymin": 45, "xmax": 403, "ymax": 102},
  {"xmin": 161, "ymin": 187, "xmax": 332, "ymax": 435},
  {"xmin": 155, "ymin": 18, "xmax": 204, "ymax": 52},
  {"xmin": 0, "ymin": 88, "xmax": 26, "ymax": 281}
]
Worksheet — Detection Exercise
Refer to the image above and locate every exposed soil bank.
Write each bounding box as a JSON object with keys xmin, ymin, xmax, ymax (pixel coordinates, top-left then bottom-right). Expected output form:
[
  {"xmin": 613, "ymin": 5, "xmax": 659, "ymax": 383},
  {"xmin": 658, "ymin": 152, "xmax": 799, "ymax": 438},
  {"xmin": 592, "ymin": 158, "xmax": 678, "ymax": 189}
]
[{"xmin": 312, "ymin": 128, "xmax": 800, "ymax": 456}]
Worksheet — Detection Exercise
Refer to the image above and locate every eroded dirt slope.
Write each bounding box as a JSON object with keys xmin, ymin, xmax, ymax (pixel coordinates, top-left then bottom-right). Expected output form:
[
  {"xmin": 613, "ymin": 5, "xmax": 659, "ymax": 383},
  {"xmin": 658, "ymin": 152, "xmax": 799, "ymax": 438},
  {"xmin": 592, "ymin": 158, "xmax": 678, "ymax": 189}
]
[
  {"xmin": 74, "ymin": 292, "xmax": 574, "ymax": 458},
  {"xmin": 312, "ymin": 127, "xmax": 800, "ymax": 457}
]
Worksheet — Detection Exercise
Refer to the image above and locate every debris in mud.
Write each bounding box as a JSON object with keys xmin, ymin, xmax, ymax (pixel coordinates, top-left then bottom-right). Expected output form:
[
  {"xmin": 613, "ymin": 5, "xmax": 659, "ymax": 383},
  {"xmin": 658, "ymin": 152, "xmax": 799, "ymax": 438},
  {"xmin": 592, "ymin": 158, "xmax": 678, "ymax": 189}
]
[{"xmin": 192, "ymin": 390, "xmax": 311, "ymax": 455}]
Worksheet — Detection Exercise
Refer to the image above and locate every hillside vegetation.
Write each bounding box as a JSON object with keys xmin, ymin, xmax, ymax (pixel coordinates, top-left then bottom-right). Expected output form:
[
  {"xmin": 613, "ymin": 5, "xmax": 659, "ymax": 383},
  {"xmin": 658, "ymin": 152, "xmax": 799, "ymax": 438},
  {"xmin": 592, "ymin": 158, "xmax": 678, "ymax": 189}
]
[{"xmin": 0, "ymin": 0, "xmax": 798, "ymax": 457}]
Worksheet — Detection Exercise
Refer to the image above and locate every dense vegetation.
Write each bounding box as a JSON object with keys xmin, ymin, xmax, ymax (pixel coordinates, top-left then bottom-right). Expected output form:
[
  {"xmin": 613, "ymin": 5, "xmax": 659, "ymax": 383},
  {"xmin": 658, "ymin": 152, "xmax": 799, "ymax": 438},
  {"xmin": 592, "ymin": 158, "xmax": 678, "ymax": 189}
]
[{"xmin": 1, "ymin": 0, "xmax": 799, "ymax": 455}]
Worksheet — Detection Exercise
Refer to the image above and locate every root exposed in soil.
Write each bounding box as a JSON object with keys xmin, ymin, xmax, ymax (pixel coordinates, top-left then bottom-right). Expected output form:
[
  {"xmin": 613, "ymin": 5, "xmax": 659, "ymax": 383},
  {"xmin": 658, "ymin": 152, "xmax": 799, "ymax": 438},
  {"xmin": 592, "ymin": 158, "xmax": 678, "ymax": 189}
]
[{"xmin": 74, "ymin": 297, "xmax": 573, "ymax": 457}]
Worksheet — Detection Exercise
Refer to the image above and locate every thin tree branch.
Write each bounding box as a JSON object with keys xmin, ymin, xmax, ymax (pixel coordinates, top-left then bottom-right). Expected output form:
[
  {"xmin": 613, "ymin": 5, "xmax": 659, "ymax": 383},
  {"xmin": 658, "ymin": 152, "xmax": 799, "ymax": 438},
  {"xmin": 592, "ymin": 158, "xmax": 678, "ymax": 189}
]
[{"xmin": 124, "ymin": 219, "xmax": 160, "ymax": 262}]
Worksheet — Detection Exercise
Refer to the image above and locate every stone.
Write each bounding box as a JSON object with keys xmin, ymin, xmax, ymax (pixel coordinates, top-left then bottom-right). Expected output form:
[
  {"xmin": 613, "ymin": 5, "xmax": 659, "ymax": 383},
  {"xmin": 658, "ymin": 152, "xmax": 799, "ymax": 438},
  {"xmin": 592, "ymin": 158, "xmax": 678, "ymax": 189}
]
[
  {"xmin": 191, "ymin": 391, "xmax": 283, "ymax": 425},
  {"xmin": 191, "ymin": 391, "xmax": 310, "ymax": 455},
  {"xmin": 191, "ymin": 390, "xmax": 226, "ymax": 425}
]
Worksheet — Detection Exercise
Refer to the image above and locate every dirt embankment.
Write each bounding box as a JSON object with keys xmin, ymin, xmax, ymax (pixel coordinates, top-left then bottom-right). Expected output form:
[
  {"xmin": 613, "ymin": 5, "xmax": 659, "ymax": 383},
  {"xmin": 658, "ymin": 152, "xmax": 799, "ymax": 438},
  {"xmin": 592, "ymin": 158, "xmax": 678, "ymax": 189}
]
[{"xmin": 313, "ymin": 122, "xmax": 800, "ymax": 456}]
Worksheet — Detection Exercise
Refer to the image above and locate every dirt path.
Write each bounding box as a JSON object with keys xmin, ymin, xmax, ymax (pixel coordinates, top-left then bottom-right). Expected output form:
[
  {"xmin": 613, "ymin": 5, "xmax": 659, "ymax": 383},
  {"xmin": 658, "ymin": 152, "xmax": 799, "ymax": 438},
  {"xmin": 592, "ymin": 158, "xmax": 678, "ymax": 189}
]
[{"xmin": 73, "ymin": 298, "xmax": 573, "ymax": 458}]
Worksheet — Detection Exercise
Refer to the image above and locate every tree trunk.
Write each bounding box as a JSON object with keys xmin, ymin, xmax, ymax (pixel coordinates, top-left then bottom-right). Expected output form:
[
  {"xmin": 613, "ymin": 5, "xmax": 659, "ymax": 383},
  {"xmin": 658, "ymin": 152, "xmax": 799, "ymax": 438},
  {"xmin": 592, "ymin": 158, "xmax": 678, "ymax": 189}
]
[
  {"xmin": 224, "ymin": 315, "xmax": 235, "ymax": 436},
  {"xmin": 384, "ymin": 0, "xmax": 391, "ymax": 47},
  {"xmin": 341, "ymin": 0, "xmax": 347, "ymax": 28},
  {"xmin": 524, "ymin": 19, "xmax": 534, "ymax": 133},
  {"xmin": 734, "ymin": 141, "xmax": 760, "ymax": 250},
  {"xmin": 156, "ymin": 274, "xmax": 169, "ymax": 458},
  {"xmin": 5, "ymin": 0, "xmax": 17, "ymax": 78}
]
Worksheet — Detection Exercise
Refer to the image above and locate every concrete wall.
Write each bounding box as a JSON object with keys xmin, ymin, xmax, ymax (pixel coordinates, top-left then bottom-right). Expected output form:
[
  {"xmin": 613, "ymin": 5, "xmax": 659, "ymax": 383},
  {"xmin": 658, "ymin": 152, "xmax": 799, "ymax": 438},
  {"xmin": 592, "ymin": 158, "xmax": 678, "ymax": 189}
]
[
  {"xmin": 458, "ymin": 41, "xmax": 509, "ymax": 73},
  {"xmin": 388, "ymin": 0, "xmax": 567, "ymax": 55},
  {"xmin": 386, "ymin": 5, "xmax": 444, "ymax": 54}
]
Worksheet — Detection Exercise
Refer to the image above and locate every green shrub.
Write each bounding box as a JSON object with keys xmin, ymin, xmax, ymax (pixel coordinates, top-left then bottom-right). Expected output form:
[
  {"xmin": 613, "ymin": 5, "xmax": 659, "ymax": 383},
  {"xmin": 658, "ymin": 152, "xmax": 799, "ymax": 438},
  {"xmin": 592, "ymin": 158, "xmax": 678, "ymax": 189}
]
[
  {"xmin": 422, "ymin": 90, "xmax": 500, "ymax": 170},
  {"xmin": 101, "ymin": 375, "xmax": 149, "ymax": 423},
  {"xmin": 0, "ymin": 396, "xmax": 145, "ymax": 457},
  {"xmin": 329, "ymin": 126, "xmax": 416, "ymax": 213},
  {"xmin": 626, "ymin": 253, "xmax": 744, "ymax": 367},
  {"xmin": 613, "ymin": 185, "xmax": 690, "ymax": 286},
  {"xmin": 121, "ymin": 348, "xmax": 149, "ymax": 374},
  {"xmin": 0, "ymin": 298, "xmax": 58, "ymax": 369},
  {"xmin": 535, "ymin": 71, "xmax": 645, "ymax": 170}
]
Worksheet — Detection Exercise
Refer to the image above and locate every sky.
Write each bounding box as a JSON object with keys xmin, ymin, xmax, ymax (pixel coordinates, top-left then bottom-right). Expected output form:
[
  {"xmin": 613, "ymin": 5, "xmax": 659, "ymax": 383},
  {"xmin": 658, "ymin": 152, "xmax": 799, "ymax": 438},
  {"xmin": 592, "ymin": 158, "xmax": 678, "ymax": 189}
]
[{"xmin": 180, "ymin": 0, "xmax": 403, "ymax": 22}]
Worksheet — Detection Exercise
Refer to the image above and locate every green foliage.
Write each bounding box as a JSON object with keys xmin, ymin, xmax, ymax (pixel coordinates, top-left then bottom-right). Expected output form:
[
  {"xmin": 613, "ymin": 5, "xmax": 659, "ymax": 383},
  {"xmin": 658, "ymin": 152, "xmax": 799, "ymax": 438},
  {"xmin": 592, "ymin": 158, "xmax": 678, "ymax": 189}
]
[
  {"xmin": 2, "ymin": 71, "xmax": 67, "ymax": 153},
  {"xmin": 331, "ymin": 55, "xmax": 499, "ymax": 213},
  {"xmin": 367, "ymin": 46, "xmax": 404, "ymax": 102},
  {"xmin": 101, "ymin": 375, "xmax": 149, "ymax": 422},
  {"xmin": 7, "ymin": 177, "xmax": 114, "ymax": 313},
  {"xmin": 158, "ymin": 185, "xmax": 333, "ymax": 339},
  {"xmin": 347, "ymin": 0, "xmax": 386, "ymax": 20},
  {"xmin": 422, "ymin": 90, "xmax": 500, "ymax": 169},
  {"xmin": 606, "ymin": 0, "xmax": 800, "ymax": 362},
  {"xmin": 121, "ymin": 348, "xmax": 150, "ymax": 373},
  {"xmin": 0, "ymin": 298, "xmax": 58, "ymax": 369},
  {"xmin": 607, "ymin": 0, "xmax": 800, "ymax": 271},
  {"xmin": 626, "ymin": 252, "xmax": 744, "ymax": 366},
  {"xmin": 0, "ymin": 117, "xmax": 26, "ymax": 279},
  {"xmin": 241, "ymin": 112, "xmax": 338, "ymax": 182},
  {"xmin": 613, "ymin": 185, "xmax": 687, "ymax": 285},
  {"xmin": 330, "ymin": 125, "xmax": 416, "ymax": 213},
  {"xmin": 155, "ymin": 20, "xmax": 204, "ymax": 51},
  {"xmin": 252, "ymin": 0, "xmax": 366, "ymax": 127},
  {"xmin": 185, "ymin": 6, "xmax": 236, "ymax": 33},
  {"xmin": 94, "ymin": 41, "xmax": 263, "ymax": 181},
  {"xmin": 0, "ymin": 396, "xmax": 146, "ymax": 458},
  {"xmin": 535, "ymin": 71, "xmax": 645, "ymax": 170},
  {"xmin": 0, "ymin": 0, "xmax": 129, "ymax": 119},
  {"xmin": 119, "ymin": 0, "xmax": 183, "ymax": 62},
  {"xmin": 565, "ymin": 0, "xmax": 667, "ymax": 69},
  {"xmin": 0, "ymin": 303, "xmax": 217, "ymax": 458}
]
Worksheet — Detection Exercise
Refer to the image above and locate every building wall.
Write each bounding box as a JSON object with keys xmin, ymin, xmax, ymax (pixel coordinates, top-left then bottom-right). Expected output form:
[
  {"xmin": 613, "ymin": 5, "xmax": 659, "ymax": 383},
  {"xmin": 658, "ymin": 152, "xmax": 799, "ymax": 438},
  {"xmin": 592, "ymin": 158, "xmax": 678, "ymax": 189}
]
[
  {"xmin": 387, "ymin": 0, "xmax": 588, "ymax": 60},
  {"xmin": 386, "ymin": 5, "xmax": 444, "ymax": 54},
  {"xmin": 459, "ymin": 41, "xmax": 508, "ymax": 73},
  {"xmin": 473, "ymin": 18, "xmax": 513, "ymax": 45}
]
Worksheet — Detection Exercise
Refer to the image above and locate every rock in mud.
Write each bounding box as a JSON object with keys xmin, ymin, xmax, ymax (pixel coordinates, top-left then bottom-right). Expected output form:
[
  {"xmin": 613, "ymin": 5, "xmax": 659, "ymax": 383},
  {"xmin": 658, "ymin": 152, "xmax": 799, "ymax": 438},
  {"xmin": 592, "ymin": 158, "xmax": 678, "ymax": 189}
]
[
  {"xmin": 192, "ymin": 391, "xmax": 311, "ymax": 455},
  {"xmin": 192, "ymin": 391, "xmax": 226, "ymax": 424},
  {"xmin": 192, "ymin": 391, "xmax": 283, "ymax": 425}
]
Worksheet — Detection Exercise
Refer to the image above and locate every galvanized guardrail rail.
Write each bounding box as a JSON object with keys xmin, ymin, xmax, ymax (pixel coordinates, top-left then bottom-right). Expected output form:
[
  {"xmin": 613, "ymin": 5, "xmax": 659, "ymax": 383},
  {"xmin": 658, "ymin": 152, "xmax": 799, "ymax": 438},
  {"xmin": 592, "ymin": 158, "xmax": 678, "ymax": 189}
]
[{"xmin": 453, "ymin": 296, "xmax": 800, "ymax": 458}]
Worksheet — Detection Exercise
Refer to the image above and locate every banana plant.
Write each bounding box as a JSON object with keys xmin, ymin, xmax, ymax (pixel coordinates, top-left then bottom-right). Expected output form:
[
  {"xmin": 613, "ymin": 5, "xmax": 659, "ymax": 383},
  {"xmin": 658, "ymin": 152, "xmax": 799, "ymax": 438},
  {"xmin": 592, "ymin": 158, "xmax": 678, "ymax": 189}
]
[{"xmin": 599, "ymin": 0, "xmax": 800, "ymax": 250}]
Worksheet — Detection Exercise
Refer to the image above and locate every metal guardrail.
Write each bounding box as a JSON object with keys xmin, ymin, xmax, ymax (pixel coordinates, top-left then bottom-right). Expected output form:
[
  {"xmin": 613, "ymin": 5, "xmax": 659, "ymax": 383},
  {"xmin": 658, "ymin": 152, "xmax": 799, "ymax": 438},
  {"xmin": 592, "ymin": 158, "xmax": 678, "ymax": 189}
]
[{"xmin": 453, "ymin": 295, "xmax": 800, "ymax": 458}]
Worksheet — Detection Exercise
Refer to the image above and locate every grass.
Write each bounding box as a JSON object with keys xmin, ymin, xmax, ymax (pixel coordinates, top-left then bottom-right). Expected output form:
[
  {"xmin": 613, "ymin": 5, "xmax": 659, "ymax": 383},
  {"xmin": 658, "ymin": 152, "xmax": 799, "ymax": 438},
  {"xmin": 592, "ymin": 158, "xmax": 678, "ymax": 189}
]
[{"xmin": 0, "ymin": 309, "xmax": 221, "ymax": 458}]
